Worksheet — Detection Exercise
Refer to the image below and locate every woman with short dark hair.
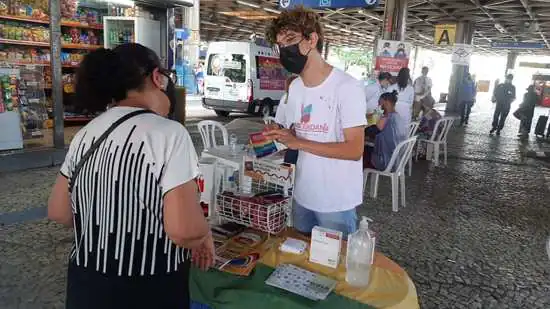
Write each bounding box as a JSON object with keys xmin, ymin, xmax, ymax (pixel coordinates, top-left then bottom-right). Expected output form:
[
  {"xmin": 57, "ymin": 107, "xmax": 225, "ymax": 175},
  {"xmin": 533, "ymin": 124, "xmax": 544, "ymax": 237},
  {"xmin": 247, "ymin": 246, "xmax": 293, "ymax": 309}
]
[{"xmin": 47, "ymin": 43, "xmax": 213, "ymax": 309}]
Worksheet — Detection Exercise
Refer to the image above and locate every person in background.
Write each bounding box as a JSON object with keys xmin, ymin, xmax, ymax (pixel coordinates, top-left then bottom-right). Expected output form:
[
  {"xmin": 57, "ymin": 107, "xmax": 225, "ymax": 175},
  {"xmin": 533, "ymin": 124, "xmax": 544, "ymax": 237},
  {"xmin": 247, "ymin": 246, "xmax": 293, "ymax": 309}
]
[
  {"xmin": 365, "ymin": 72, "xmax": 392, "ymax": 112},
  {"xmin": 274, "ymin": 74, "xmax": 299, "ymax": 164},
  {"xmin": 413, "ymin": 67, "xmax": 433, "ymax": 119},
  {"xmin": 459, "ymin": 73, "xmax": 477, "ymax": 126},
  {"xmin": 390, "ymin": 67, "xmax": 415, "ymax": 138},
  {"xmin": 490, "ymin": 74, "xmax": 516, "ymax": 136},
  {"xmin": 264, "ymin": 6, "xmax": 366, "ymax": 238},
  {"xmin": 363, "ymin": 91, "xmax": 405, "ymax": 170},
  {"xmin": 516, "ymin": 85, "xmax": 539, "ymax": 137},
  {"xmin": 47, "ymin": 44, "xmax": 213, "ymax": 309},
  {"xmin": 416, "ymin": 108, "xmax": 443, "ymax": 160}
]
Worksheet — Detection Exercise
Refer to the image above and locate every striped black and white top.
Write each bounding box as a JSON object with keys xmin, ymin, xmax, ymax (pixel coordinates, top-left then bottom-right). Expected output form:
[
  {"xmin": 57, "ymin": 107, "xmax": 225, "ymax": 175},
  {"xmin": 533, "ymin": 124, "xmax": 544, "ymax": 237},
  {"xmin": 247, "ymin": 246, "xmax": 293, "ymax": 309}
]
[{"xmin": 60, "ymin": 107, "xmax": 199, "ymax": 277}]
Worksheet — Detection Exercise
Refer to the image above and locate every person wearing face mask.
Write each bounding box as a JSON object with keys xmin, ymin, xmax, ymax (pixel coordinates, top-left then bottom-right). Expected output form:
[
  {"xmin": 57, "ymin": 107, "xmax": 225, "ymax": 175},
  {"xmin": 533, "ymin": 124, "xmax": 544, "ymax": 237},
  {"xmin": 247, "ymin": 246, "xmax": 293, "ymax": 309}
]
[
  {"xmin": 365, "ymin": 72, "xmax": 392, "ymax": 113},
  {"xmin": 363, "ymin": 91, "xmax": 405, "ymax": 170},
  {"xmin": 264, "ymin": 7, "xmax": 367, "ymax": 238},
  {"xmin": 47, "ymin": 43, "xmax": 213, "ymax": 309}
]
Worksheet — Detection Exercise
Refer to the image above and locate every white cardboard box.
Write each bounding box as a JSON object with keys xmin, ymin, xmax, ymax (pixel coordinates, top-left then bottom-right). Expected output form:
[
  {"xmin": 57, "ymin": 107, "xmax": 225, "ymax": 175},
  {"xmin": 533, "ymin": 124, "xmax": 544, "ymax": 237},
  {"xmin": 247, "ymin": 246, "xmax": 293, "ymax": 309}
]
[{"xmin": 309, "ymin": 226, "xmax": 343, "ymax": 269}]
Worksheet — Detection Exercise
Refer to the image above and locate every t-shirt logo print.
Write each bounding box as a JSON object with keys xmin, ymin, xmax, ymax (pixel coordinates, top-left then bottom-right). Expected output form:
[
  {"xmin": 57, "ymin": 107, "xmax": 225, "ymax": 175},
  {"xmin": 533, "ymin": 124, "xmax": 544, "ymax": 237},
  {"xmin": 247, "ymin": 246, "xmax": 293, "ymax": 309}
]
[{"xmin": 301, "ymin": 104, "xmax": 313, "ymax": 123}]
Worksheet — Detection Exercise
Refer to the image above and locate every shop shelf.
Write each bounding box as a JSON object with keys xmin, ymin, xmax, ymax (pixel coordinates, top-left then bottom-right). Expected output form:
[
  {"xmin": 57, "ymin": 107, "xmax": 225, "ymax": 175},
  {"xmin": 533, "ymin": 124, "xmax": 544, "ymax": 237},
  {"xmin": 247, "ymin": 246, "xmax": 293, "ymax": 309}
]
[
  {"xmin": 3, "ymin": 61, "xmax": 79, "ymax": 68},
  {"xmin": 61, "ymin": 21, "xmax": 103, "ymax": 30},
  {"xmin": 62, "ymin": 43, "xmax": 102, "ymax": 50},
  {"xmin": 0, "ymin": 38, "xmax": 49, "ymax": 47},
  {"xmin": 0, "ymin": 15, "xmax": 103, "ymax": 30},
  {"xmin": 64, "ymin": 115, "xmax": 94, "ymax": 122},
  {"xmin": 0, "ymin": 14, "xmax": 48, "ymax": 24}
]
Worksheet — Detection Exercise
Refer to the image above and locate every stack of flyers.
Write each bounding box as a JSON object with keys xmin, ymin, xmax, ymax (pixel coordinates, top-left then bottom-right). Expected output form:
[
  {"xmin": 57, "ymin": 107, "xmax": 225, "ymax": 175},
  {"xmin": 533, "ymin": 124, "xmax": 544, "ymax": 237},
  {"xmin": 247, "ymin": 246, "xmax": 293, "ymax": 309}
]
[{"xmin": 214, "ymin": 246, "xmax": 260, "ymax": 276}]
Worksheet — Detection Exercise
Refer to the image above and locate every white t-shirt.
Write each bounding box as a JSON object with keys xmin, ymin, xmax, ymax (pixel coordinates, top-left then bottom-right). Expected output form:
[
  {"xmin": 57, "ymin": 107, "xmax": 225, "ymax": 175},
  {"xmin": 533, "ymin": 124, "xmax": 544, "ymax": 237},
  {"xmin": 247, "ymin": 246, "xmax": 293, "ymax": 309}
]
[
  {"xmin": 275, "ymin": 93, "xmax": 292, "ymax": 128},
  {"xmin": 60, "ymin": 106, "xmax": 199, "ymax": 276},
  {"xmin": 389, "ymin": 84, "xmax": 415, "ymax": 138},
  {"xmin": 414, "ymin": 76, "xmax": 432, "ymax": 99},
  {"xmin": 365, "ymin": 82, "xmax": 391, "ymax": 112},
  {"xmin": 286, "ymin": 68, "xmax": 367, "ymax": 213}
]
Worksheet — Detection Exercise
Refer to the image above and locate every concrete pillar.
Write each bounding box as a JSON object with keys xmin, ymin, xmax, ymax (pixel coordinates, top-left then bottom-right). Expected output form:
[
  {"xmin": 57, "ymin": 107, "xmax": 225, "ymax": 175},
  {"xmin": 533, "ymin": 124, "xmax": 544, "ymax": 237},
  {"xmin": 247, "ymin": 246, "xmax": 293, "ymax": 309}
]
[
  {"xmin": 505, "ymin": 52, "xmax": 518, "ymax": 76},
  {"xmin": 382, "ymin": 0, "xmax": 408, "ymax": 41},
  {"xmin": 49, "ymin": 0, "xmax": 64, "ymax": 148},
  {"xmin": 446, "ymin": 21, "xmax": 474, "ymax": 114}
]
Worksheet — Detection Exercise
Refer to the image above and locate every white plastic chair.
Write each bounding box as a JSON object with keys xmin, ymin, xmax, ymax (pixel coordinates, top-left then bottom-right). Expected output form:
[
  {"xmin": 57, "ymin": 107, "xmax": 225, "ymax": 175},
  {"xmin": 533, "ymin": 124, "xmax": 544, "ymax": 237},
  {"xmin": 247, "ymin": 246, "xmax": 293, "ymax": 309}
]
[
  {"xmin": 407, "ymin": 121, "xmax": 420, "ymax": 176},
  {"xmin": 363, "ymin": 136, "xmax": 418, "ymax": 212},
  {"xmin": 415, "ymin": 117, "xmax": 454, "ymax": 166},
  {"xmin": 197, "ymin": 120, "xmax": 229, "ymax": 150},
  {"xmin": 263, "ymin": 116, "xmax": 277, "ymax": 125}
]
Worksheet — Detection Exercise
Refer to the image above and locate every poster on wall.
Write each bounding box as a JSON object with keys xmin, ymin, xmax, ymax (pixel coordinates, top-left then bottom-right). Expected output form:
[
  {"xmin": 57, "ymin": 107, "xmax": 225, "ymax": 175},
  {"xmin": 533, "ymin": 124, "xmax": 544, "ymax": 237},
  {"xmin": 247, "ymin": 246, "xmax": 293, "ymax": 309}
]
[
  {"xmin": 374, "ymin": 40, "xmax": 412, "ymax": 75},
  {"xmin": 451, "ymin": 43, "xmax": 473, "ymax": 66},
  {"xmin": 257, "ymin": 56, "xmax": 288, "ymax": 91}
]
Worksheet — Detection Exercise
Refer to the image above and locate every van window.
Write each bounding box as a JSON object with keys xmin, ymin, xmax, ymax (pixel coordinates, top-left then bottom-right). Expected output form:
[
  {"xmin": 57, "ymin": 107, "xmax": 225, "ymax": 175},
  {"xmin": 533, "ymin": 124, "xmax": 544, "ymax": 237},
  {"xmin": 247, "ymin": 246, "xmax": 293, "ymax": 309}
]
[{"xmin": 207, "ymin": 54, "xmax": 246, "ymax": 83}]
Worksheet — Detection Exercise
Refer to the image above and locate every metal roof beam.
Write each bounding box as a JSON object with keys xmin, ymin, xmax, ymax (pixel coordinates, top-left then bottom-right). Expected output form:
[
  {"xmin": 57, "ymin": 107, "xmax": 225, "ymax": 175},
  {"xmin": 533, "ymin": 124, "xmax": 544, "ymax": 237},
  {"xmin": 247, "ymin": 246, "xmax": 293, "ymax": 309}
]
[{"xmin": 518, "ymin": 0, "xmax": 550, "ymax": 48}]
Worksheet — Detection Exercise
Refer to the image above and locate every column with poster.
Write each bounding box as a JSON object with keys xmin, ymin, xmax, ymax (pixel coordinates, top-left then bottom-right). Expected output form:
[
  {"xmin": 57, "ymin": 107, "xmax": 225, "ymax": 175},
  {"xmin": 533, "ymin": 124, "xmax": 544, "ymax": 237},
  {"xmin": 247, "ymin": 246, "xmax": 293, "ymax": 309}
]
[{"xmin": 374, "ymin": 40, "xmax": 412, "ymax": 76}]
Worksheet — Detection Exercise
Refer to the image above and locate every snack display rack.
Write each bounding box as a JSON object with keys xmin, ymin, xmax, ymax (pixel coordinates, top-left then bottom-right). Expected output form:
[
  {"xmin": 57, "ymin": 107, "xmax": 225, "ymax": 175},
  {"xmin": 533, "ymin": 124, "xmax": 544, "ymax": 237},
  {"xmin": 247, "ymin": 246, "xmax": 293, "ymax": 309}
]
[
  {"xmin": 214, "ymin": 158, "xmax": 295, "ymax": 235},
  {"xmin": 0, "ymin": 0, "xmax": 107, "ymax": 123}
]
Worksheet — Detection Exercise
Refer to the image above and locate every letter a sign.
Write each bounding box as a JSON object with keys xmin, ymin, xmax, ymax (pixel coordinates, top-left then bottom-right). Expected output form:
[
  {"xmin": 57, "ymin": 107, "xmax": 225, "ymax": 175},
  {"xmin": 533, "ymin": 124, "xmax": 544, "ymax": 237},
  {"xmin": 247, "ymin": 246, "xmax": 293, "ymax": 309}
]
[{"xmin": 434, "ymin": 24, "xmax": 456, "ymax": 46}]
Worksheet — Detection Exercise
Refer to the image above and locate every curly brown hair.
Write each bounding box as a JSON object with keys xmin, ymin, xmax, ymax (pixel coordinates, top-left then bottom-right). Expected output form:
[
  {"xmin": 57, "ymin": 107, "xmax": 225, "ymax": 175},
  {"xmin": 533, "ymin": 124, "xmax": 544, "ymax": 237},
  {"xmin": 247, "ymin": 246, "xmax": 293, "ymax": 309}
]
[{"xmin": 265, "ymin": 6, "xmax": 324, "ymax": 53}]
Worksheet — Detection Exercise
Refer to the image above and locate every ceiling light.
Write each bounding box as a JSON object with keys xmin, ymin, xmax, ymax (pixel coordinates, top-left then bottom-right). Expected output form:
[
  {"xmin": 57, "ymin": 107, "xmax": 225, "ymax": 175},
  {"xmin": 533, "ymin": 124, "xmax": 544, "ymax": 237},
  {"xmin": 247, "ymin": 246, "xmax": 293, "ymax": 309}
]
[
  {"xmin": 263, "ymin": 7, "xmax": 281, "ymax": 14},
  {"xmin": 201, "ymin": 21, "xmax": 218, "ymax": 26},
  {"xmin": 325, "ymin": 24, "xmax": 338, "ymax": 30},
  {"xmin": 236, "ymin": 0, "xmax": 261, "ymax": 8},
  {"xmin": 340, "ymin": 28, "xmax": 351, "ymax": 33},
  {"xmin": 221, "ymin": 25, "xmax": 237, "ymax": 30}
]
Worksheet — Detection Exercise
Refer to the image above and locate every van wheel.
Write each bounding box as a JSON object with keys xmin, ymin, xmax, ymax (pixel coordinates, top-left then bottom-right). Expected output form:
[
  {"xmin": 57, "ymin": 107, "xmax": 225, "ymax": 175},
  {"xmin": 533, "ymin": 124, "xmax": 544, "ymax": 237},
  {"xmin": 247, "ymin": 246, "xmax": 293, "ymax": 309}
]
[
  {"xmin": 260, "ymin": 100, "xmax": 273, "ymax": 118},
  {"xmin": 215, "ymin": 110, "xmax": 230, "ymax": 117}
]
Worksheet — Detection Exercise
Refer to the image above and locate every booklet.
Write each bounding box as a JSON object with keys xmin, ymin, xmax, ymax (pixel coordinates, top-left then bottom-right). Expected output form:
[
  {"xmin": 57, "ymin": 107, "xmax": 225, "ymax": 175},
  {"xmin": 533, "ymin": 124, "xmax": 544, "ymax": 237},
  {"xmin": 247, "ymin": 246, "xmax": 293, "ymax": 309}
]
[
  {"xmin": 249, "ymin": 131, "xmax": 287, "ymax": 158},
  {"xmin": 265, "ymin": 264, "xmax": 337, "ymax": 301}
]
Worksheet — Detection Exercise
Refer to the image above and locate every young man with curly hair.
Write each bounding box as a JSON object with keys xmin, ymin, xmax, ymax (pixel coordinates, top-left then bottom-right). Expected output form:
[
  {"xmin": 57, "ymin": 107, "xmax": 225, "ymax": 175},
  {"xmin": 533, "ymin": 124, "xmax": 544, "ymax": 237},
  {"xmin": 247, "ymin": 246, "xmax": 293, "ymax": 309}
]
[{"xmin": 264, "ymin": 7, "xmax": 367, "ymax": 237}]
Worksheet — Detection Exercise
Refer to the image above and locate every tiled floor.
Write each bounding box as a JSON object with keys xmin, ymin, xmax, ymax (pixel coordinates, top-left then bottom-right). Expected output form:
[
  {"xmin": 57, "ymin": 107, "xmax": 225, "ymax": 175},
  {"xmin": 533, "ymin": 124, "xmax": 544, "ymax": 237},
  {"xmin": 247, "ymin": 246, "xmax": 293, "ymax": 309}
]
[{"xmin": 1, "ymin": 100, "xmax": 550, "ymax": 308}]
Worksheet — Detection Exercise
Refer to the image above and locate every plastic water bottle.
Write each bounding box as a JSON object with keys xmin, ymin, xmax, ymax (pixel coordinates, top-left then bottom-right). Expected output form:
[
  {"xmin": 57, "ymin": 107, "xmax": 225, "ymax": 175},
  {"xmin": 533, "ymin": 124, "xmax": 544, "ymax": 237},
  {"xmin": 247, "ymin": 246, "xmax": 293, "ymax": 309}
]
[
  {"xmin": 229, "ymin": 133, "xmax": 238, "ymax": 155},
  {"xmin": 346, "ymin": 217, "xmax": 375, "ymax": 287}
]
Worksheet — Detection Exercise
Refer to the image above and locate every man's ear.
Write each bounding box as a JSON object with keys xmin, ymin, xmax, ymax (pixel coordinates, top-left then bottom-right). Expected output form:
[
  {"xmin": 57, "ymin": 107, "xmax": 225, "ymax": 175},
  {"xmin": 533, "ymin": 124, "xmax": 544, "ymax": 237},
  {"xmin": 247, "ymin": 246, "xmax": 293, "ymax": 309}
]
[{"xmin": 308, "ymin": 32, "xmax": 319, "ymax": 52}]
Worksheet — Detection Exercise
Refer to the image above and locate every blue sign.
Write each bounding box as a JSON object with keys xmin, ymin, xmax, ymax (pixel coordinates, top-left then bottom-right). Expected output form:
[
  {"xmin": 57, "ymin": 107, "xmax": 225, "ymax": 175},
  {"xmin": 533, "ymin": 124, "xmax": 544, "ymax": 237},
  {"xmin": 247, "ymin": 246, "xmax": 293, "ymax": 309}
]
[
  {"xmin": 490, "ymin": 42, "xmax": 546, "ymax": 49},
  {"xmin": 279, "ymin": 0, "xmax": 378, "ymax": 9}
]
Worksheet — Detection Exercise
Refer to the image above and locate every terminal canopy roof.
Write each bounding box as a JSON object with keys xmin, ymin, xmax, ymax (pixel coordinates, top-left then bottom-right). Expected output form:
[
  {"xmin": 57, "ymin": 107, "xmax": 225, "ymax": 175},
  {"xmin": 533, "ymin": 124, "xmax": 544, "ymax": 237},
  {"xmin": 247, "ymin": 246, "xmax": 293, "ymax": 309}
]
[{"xmin": 200, "ymin": 0, "xmax": 550, "ymax": 54}]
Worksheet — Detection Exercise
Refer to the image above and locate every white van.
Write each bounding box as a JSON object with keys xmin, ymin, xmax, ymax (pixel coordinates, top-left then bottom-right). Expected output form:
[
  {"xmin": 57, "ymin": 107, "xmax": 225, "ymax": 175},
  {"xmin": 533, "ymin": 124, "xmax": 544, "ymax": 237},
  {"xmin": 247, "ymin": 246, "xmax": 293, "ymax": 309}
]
[{"xmin": 203, "ymin": 41, "xmax": 288, "ymax": 117}]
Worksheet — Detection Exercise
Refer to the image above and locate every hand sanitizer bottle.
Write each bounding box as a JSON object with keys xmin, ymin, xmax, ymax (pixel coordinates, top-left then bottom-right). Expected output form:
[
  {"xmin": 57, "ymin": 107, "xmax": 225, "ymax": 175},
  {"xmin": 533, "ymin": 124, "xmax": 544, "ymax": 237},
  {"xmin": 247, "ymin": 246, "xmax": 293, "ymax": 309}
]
[{"xmin": 345, "ymin": 217, "xmax": 375, "ymax": 287}]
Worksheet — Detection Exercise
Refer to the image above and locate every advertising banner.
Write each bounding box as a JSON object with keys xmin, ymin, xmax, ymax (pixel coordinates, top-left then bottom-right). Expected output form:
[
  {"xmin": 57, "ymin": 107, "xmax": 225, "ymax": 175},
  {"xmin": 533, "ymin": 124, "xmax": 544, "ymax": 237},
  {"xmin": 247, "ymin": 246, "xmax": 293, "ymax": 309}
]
[
  {"xmin": 374, "ymin": 40, "xmax": 412, "ymax": 75},
  {"xmin": 257, "ymin": 56, "xmax": 288, "ymax": 91}
]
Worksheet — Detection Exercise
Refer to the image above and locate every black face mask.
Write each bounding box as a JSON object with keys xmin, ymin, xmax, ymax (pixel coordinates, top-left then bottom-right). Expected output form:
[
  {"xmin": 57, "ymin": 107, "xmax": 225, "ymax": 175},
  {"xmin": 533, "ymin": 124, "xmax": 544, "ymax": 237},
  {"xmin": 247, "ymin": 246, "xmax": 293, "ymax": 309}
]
[
  {"xmin": 163, "ymin": 78, "xmax": 177, "ymax": 120},
  {"xmin": 279, "ymin": 42, "xmax": 310, "ymax": 75}
]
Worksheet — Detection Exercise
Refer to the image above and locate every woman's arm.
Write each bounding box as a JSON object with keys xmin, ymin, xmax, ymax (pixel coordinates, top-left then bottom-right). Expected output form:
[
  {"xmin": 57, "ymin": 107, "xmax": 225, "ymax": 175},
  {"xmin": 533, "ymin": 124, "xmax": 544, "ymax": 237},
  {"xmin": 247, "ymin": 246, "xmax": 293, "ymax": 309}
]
[
  {"xmin": 47, "ymin": 174, "xmax": 73, "ymax": 227},
  {"xmin": 376, "ymin": 116, "xmax": 387, "ymax": 131},
  {"xmin": 163, "ymin": 180, "xmax": 210, "ymax": 248}
]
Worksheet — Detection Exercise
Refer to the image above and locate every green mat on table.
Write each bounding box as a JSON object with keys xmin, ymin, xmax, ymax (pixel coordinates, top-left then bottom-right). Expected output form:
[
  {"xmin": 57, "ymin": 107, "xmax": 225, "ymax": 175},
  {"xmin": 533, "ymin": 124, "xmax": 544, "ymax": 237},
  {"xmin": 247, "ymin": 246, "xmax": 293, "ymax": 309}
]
[{"xmin": 190, "ymin": 264, "xmax": 375, "ymax": 309}]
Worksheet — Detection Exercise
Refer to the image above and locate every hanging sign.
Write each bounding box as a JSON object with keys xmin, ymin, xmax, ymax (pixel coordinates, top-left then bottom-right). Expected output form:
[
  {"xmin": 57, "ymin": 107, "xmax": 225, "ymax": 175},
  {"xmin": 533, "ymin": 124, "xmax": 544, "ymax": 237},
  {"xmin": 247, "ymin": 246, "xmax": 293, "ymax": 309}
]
[
  {"xmin": 434, "ymin": 24, "xmax": 456, "ymax": 46},
  {"xmin": 279, "ymin": 0, "xmax": 378, "ymax": 9},
  {"xmin": 491, "ymin": 42, "xmax": 546, "ymax": 49},
  {"xmin": 451, "ymin": 44, "xmax": 473, "ymax": 66},
  {"xmin": 374, "ymin": 40, "xmax": 412, "ymax": 75}
]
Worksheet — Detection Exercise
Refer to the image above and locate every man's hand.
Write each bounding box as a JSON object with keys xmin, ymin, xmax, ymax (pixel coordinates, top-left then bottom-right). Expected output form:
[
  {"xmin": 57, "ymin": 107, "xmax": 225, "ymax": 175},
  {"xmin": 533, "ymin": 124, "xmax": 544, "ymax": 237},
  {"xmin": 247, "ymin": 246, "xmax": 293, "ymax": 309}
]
[
  {"xmin": 263, "ymin": 129, "xmax": 301, "ymax": 150},
  {"xmin": 192, "ymin": 232, "xmax": 215, "ymax": 271}
]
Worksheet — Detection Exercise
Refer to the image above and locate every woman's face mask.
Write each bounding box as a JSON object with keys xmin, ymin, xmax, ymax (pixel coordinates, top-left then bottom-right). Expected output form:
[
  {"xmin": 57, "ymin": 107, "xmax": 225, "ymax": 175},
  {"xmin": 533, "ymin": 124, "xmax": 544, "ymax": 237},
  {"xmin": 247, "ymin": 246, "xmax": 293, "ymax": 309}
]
[{"xmin": 159, "ymin": 70, "xmax": 177, "ymax": 119}]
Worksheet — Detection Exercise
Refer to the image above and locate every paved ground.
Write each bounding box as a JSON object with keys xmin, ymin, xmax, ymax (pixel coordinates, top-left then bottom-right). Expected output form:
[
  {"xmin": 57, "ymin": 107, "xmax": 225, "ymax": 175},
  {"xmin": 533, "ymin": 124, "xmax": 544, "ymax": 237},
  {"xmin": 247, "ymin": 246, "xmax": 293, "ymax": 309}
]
[{"xmin": 1, "ymin": 99, "xmax": 550, "ymax": 308}]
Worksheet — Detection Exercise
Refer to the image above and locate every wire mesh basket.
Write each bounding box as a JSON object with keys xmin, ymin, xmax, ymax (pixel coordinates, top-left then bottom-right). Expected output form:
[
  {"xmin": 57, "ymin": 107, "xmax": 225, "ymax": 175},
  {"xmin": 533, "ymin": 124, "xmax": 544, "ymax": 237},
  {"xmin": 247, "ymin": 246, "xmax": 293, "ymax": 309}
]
[{"xmin": 214, "ymin": 158, "xmax": 295, "ymax": 234}]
